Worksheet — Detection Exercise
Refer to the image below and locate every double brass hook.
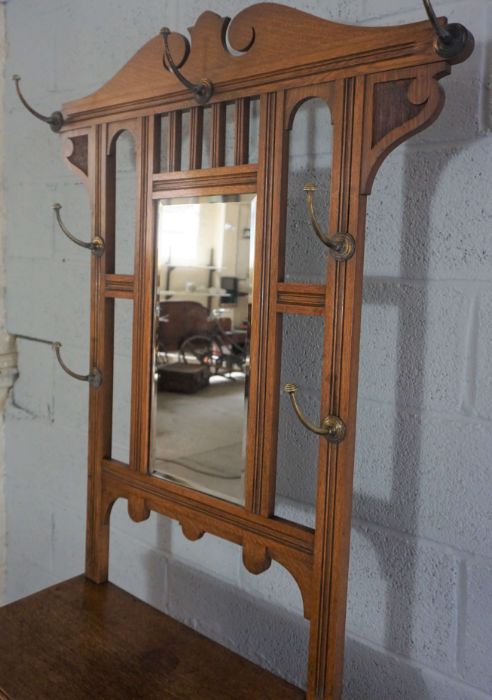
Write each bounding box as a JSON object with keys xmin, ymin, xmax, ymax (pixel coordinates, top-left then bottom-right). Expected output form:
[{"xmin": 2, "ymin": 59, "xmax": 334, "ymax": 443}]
[
  {"xmin": 52, "ymin": 342, "xmax": 102, "ymax": 389},
  {"xmin": 160, "ymin": 28, "xmax": 213, "ymax": 105},
  {"xmin": 422, "ymin": 0, "xmax": 473, "ymax": 59},
  {"xmin": 304, "ymin": 184, "xmax": 355, "ymax": 262},
  {"xmin": 284, "ymin": 384, "xmax": 346, "ymax": 444},
  {"xmin": 53, "ymin": 204, "xmax": 105, "ymax": 256},
  {"xmin": 12, "ymin": 75, "xmax": 64, "ymax": 132}
]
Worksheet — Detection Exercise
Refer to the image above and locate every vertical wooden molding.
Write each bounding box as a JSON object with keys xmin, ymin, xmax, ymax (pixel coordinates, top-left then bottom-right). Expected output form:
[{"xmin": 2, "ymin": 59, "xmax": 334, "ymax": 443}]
[
  {"xmin": 85, "ymin": 124, "xmax": 115, "ymax": 583},
  {"xmin": 168, "ymin": 111, "xmax": 182, "ymax": 172},
  {"xmin": 129, "ymin": 116, "xmax": 155, "ymax": 480},
  {"xmin": 245, "ymin": 91, "xmax": 288, "ymax": 516},
  {"xmin": 235, "ymin": 97, "xmax": 250, "ymax": 165},
  {"xmin": 307, "ymin": 76, "xmax": 366, "ymax": 700},
  {"xmin": 189, "ymin": 107, "xmax": 204, "ymax": 170},
  {"xmin": 211, "ymin": 102, "xmax": 226, "ymax": 168}
]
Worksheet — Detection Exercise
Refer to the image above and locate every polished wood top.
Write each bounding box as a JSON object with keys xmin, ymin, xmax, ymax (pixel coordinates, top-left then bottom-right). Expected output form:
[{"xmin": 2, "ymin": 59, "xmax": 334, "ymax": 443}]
[{"xmin": 0, "ymin": 576, "xmax": 304, "ymax": 700}]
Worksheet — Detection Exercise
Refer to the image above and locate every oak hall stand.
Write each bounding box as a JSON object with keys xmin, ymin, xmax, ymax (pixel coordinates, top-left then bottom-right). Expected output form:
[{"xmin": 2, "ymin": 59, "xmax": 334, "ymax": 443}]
[{"xmin": 1, "ymin": 3, "xmax": 473, "ymax": 699}]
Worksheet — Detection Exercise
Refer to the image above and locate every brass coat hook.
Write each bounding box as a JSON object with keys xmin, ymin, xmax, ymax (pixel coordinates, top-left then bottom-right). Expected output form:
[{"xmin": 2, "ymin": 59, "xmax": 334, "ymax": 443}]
[
  {"xmin": 12, "ymin": 75, "xmax": 64, "ymax": 132},
  {"xmin": 52, "ymin": 342, "xmax": 102, "ymax": 389},
  {"xmin": 422, "ymin": 0, "xmax": 473, "ymax": 59},
  {"xmin": 53, "ymin": 204, "xmax": 105, "ymax": 256},
  {"xmin": 284, "ymin": 384, "xmax": 346, "ymax": 444},
  {"xmin": 160, "ymin": 28, "xmax": 214, "ymax": 105},
  {"xmin": 304, "ymin": 184, "xmax": 355, "ymax": 262}
]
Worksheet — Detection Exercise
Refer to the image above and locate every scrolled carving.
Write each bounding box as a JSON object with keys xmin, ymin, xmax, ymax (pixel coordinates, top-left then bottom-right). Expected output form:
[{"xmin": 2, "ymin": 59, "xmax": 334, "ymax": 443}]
[
  {"xmin": 372, "ymin": 79, "xmax": 426, "ymax": 146},
  {"xmin": 226, "ymin": 15, "xmax": 255, "ymax": 54},
  {"xmin": 60, "ymin": 5, "xmax": 471, "ymax": 124},
  {"xmin": 362, "ymin": 63, "xmax": 448, "ymax": 194},
  {"xmin": 242, "ymin": 541, "xmax": 313, "ymax": 619}
]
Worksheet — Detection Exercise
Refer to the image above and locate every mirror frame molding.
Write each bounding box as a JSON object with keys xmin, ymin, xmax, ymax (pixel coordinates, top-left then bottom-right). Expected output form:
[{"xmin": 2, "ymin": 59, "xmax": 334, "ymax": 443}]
[{"xmin": 56, "ymin": 5, "xmax": 473, "ymax": 697}]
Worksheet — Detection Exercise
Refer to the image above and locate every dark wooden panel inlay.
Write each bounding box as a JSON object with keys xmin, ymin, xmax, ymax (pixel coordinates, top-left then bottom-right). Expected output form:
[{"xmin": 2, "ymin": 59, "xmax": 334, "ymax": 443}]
[{"xmin": 372, "ymin": 78, "xmax": 424, "ymax": 146}]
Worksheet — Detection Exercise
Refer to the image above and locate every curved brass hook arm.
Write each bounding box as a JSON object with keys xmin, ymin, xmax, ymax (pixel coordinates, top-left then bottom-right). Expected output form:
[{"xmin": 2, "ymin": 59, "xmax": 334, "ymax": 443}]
[
  {"xmin": 53, "ymin": 204, "xmax": 105, "ymax": 256},
  {"xmin": 304, "ymin": 184, "xmax": 355, "ymax": 262},
  {"xmin": 160, "ymin": 28, "xmax": 213, "ymax": 105},
  {"xmin": 52, "ymin": 342, "xmax": 102, "ymax": 389},
  {"xmin": 12, "ymin": 75, "xmax": 64, "ymax": 132},
  {"xmin": 284, "ymin": 384, "xmax": 346, "ymax": 444},
  {"xmin": 422, "ymin": 0, "xmax": 473, "ymax": 59}
]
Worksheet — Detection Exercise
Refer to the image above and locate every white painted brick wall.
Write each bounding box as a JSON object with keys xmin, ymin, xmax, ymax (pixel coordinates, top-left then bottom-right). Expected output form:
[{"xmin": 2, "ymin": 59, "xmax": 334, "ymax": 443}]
[{"xmin": 3, "ymin": 1, "xmax": 491, "ymax": 698}]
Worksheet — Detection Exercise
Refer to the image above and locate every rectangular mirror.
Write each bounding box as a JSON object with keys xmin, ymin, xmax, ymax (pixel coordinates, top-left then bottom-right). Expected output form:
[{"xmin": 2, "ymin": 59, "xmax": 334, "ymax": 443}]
[{"xmin": 151, "ymin": 193, "xmax": 257, "ymax": 505}]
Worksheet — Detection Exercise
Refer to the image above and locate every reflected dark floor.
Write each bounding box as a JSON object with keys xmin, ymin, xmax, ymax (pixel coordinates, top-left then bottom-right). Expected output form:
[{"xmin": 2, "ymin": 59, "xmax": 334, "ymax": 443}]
[{"xmin": 153, "ymin": 373, "xmax": 246, "ymax": 504}]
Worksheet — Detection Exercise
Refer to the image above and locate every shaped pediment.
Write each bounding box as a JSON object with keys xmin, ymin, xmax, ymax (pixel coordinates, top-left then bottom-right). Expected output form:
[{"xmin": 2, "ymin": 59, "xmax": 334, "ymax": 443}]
[{"xmin": 61, "ymin": 2, "xmax": 452, "ymax": 124}]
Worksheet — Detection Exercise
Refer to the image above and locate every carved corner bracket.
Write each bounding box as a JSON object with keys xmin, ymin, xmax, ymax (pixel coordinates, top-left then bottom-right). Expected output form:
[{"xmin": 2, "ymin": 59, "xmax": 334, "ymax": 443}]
[
  {"xmin": 61, "ymin": 131, "xmax": 91, "ymax": 183},
  {"xmin": 361, "ymin": 63, "xmax": 449, "ymax": 194}
]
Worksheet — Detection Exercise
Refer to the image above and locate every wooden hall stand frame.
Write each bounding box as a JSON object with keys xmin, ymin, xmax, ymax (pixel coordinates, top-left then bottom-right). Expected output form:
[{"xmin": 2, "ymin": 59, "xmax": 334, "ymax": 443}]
[{"xmin": 1, "ymin": 3, "xmax": 473, "ymax": 699}]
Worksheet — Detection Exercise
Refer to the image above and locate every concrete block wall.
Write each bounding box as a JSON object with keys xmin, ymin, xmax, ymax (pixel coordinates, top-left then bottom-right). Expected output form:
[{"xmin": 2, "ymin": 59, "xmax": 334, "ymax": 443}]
[
  {"xmin": 0, "ymin": 0, "xmax": 16, "ymax": 603},
  {"xmin": 0, "ymin": 2, "xmax": 5, "ymax": 603},
  {"xmin": 3, "ymin": 1, "xmax": 491, "ymax": 698}
]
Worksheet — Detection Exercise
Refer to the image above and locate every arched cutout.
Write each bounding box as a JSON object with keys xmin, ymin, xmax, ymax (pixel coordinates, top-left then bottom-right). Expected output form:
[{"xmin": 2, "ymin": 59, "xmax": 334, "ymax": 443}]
[
  {"xmin": 109, "ymin": 129, "xmax": 137, "ymax": 275},
  {"xmin": 284, "ymin": 97, "xmax": 333, "ymax": 284}
]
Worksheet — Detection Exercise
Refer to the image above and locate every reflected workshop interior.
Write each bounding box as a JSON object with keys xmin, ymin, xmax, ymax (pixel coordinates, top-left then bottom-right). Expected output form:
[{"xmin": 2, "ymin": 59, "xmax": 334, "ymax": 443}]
[{"xmin": 152, "ymin": 194, "xmax": 256, "ymax": 504}]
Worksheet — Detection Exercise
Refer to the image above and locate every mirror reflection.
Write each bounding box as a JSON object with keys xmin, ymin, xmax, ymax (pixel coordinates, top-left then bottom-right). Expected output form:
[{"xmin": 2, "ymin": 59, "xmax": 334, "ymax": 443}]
[{"xmin": 151, "ymin": 194, "xmax": 256, "ymax": 505}]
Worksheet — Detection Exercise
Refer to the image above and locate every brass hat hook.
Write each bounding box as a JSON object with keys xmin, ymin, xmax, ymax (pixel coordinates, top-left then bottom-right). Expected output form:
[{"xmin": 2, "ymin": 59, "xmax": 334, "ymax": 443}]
[
  {"xmin": 160, "ymin": 28, "xmax": 214, "ymax": 105},
  {"xmin": 12, "ymin": 75, "xmax": 64, "ymax": 132},
  {"xmin": 53, "ymin": 203, "xmax": 105, "ymax": 256},
  {"xmin": 52, "ymin": 342, "xmax": 102, "ymax": 389},
  {"xmin": 284, "ymin": 384, "xmax": 346, "ymax": 444},
  {"xmin": 422, "ymin": 0, "xmax": 473, "ymax": 59},
  {"xmin": 304, "ymin": 184, "xmax": 355, "ymax": 262}
]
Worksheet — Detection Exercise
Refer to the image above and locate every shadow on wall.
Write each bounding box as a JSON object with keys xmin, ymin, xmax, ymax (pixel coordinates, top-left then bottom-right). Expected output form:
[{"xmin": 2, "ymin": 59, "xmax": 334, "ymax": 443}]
[
  {"xmin": 344, "ymin": 637, "xmax": 431, "ymax": 700},
  {"xmin": 349, "ymin": 146, "xmax": 459, "ymax": 699},
  {"xmin": 140, "ymin": 530, "xmax": 310, "ymax": 687}
]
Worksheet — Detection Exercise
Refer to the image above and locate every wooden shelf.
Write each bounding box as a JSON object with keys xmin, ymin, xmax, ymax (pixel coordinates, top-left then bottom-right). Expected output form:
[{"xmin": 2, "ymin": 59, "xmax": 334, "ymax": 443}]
[{"xmin": 0, "ymin": 576, "xmax": 304, "ymax": 700}]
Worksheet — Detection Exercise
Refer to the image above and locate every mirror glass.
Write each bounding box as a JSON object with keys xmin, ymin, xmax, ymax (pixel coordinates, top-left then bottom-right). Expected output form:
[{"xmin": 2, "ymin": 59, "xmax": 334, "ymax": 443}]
[{"xmin": 151, "ymin": 194, "xmax": 257, "ymax": 505}]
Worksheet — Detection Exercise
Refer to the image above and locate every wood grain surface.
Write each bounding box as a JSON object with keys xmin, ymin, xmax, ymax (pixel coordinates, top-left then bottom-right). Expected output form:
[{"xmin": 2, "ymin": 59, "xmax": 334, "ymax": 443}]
[{"xmin": 0, "ymin": 576, "xmax": 304, "ymax": 700}]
